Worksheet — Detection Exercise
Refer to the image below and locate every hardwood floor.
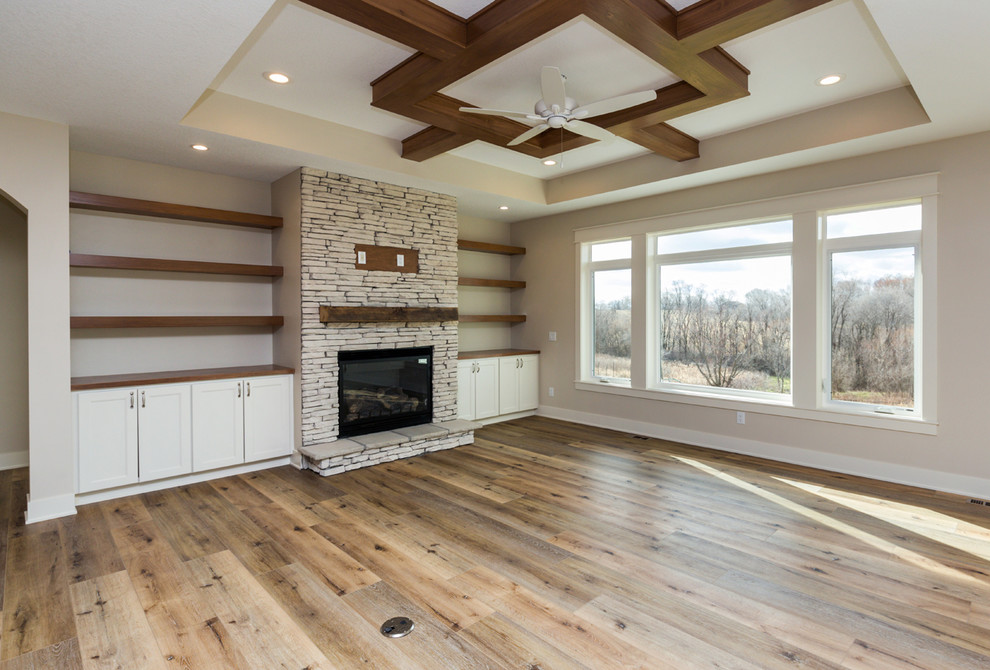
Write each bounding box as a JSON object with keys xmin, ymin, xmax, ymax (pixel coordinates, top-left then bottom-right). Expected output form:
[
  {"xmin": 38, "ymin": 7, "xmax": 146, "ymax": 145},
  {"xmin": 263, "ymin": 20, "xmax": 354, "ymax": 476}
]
[{"xmin": 2, "ymin": 416, "xmax": 990, "ymax": 668}]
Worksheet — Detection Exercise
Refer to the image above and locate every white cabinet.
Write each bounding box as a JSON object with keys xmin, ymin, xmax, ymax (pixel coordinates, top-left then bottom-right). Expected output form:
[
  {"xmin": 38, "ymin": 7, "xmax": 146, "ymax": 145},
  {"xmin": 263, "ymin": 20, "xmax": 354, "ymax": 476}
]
[
  {"xmin": 244, "ymin": 375, "xmax": 294, "ymax": 462},
  {"xmin": 192, "ymin": 374, "xmax": 293, "ymax": 472},
  {"xmin": 76, "ymin": 388, "xmax": 139, "ymax": 493},
  {"xmin": 498, "ymin": 354, "xmax": 539, "ymax": 414},
  {"xmin": 76, "ymin": 373, "xmax": 293, "ymax": 493},
  {"xmin": 76, "ymin": 383, "xmax": 192, "ymax": 493},
  {"xmin": 458, "ymin": 353, "xmax": 539, "ymax": 423},
  {"xmin": 192, "ymin": 380, "xmax": 245, "ymax": 471},
  {"xmin": 138, "ymin": 384, "xmax": 192, "ymax": 481},
  {"xmin": 457, "ymin": 358, "xmax": 499, "ymax": 421}
]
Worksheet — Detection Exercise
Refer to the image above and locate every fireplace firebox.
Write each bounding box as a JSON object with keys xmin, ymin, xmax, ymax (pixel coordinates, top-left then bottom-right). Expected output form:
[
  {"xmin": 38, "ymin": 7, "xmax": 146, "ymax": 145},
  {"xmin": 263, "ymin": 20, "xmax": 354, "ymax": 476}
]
[{"xmin": 338, "ymin": 347, "xmax": 433, "ymax": 437}]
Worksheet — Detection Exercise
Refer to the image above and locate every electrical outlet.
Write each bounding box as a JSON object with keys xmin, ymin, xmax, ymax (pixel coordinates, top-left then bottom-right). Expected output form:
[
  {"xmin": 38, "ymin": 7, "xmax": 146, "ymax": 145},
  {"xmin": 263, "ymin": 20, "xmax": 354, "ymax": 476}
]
[
  {"xmin": 357, "ymin": 250, "xmax": 367, "ymax": 264},
  {"xmin": 736, "ymin": 411, "xmax": 746, "ymax": 425},
  {"xmin": 548, "ymin": 387, "xmax": 555, "ymax": 397},
  {"xmin": 549, "ymin": 331, "xmax": 557, "ymax": 341},
  {"xmin": 396, "ymin": 253, "xmax": 404, "ymax": 267}
]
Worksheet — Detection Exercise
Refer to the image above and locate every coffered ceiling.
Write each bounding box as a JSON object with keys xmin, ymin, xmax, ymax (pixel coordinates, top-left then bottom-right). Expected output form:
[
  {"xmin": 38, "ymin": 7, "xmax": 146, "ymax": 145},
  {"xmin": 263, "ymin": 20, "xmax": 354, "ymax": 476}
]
[{"xmin": 1, "ymin": 1, "xmax": 988, "ymax": 221}]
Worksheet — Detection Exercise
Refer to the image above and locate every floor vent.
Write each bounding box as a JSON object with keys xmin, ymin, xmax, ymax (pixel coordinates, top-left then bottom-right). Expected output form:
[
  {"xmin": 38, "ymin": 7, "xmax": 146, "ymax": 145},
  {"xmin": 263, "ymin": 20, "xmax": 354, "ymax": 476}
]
[
  {"xmin": 633, "ymin": 435, "xmax": 649, "ymax": 440},
  {"xmin": 969, "ymin": 498, "xmax": 988, "ymax": 506},
  {"xmin": 380, "ymin": 617, "xmax": 414, "ymax": 638}
]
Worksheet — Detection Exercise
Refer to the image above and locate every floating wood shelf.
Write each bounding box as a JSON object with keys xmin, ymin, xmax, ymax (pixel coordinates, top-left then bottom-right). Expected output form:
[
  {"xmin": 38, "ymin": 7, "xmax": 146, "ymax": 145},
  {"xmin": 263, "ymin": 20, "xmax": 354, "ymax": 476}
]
[
  {"xmin": 457, "ymin": 239, "xmax": 525, "ymax": 255},
  {"xmin": 319, "ymin": 306, "xmax": 458, "ymax": 323},
  {"xmin": 69, "ymin": 191, "xmax": 283, "ymax": 229},
  {"xmin": 458, "ymin": 314, "xmax": 526, "ymax": 323},
  {"xmin": 70, "ymin": 253, "xmax": 283, "ymax": 277},
  {"xmin": 72, "ymin": 364, "xmax": 295, "ymax": 391},
  {"xmin": 70, "ymin": 316, "xmax": 284, "ymax": 329},
  {"xmin": 458, "ymin": 277, "xmax": 526, "ymax": 288}
]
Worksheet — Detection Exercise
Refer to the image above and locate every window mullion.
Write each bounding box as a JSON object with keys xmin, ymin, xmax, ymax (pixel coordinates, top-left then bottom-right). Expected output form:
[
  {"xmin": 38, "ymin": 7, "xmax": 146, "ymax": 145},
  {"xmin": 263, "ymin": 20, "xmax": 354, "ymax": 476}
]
[
  {"xmin": 791, "ymin": 211, "xmax": 819, "ymax": 410},
  {"xmin": 630, "ymin": 234, "xmax": 648, "ymax": 389}
]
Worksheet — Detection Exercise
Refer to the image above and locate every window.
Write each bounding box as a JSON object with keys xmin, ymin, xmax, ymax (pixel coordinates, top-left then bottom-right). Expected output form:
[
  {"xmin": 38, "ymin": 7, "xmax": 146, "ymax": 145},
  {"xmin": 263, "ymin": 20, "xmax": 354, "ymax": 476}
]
[
  {"xmin": 655, "ymin": 220, "xmax": 792, "ymax": 397},
  {"xmin": 585, "ymin": 240, "xmax": 631, "ymax": 381},
  {"xmin": 576, "ymin": 174, "xmax": 937, "ymax": 431},
  {"xmin": 824, "ymin": 203, "xmax": 921, "ymax": 413}
]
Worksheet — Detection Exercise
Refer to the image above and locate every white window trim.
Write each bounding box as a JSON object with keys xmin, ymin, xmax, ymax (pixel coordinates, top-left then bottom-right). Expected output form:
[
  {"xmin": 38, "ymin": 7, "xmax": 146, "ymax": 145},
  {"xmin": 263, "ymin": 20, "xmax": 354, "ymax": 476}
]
[{"xmin": 575, "ymin": 173, "xmax": 939, "ymax": 434}]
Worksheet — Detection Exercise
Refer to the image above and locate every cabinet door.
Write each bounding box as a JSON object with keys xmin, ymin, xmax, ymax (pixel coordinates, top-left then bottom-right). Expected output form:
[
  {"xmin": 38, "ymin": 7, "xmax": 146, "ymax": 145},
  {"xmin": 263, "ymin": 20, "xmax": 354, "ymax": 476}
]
[
  {"xmin": 498, "ymin": 357, "xmax": 520, "ymax": 414},
  {"xmin": 518, "ymin": 355, "xmax": 540, "ymax": 411},
  {"xmin": 244, "ymin": 375, "xmax": 293, "ymax": 462},
  {"xmin": 192, "ymin": 380, "xmax": 244, "ymax": 472},
  {"xmin": 76, "ymin": 388, "xmax": 138, "ymax": 493},
  {"xmin": 474, "ymin": 358, "xmax": 500, "ymax": 420},
  {"xmin": 457, "ymin": 361, "xmax": 475, "ymax": 420},
  {"xmin": 138, "ymin": 383, "xmax": 192, "ymax": 481}
]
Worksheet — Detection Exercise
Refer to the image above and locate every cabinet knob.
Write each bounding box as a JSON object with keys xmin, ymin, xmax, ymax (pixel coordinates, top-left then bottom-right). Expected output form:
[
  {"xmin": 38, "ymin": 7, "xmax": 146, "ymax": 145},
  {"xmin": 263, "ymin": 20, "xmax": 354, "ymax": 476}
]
[
  {"xmin": 141, "ymin": 390, "xmax": 146, "ymax": 408},
  {"xmin": 246, "ymin": 381, "xmax": 251, "ymax": 397},
  {"xmin": 237, "ymin": 382, "xmax": 242, "ymax": 398},
  {"xmin": 129, "ymin": 391, "xmax": 134, "ymax": 409}
]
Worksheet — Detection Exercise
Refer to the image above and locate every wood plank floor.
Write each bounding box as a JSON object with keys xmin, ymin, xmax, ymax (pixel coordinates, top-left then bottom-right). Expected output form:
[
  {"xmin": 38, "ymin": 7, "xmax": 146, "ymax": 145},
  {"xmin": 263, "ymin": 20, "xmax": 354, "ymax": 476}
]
[{"xmin": 3, "ymin": 416, "xmax": 990, "ymax": 668}]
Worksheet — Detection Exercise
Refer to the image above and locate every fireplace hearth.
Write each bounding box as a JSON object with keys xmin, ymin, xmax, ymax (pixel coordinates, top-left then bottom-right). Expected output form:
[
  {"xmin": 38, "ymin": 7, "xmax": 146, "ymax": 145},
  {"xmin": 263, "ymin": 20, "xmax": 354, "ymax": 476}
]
[{"xmin": 338, "ymin": 347, "xmax": 433, "ymax": 437}]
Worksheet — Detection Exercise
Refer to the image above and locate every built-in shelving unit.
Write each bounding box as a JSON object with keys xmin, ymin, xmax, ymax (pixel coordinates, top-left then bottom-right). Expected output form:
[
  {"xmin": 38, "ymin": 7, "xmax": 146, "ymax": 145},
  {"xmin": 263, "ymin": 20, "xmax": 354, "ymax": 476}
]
[
  {"xmin": 457, "ymin": 239, "xmax": 525, "ymax": 255},
  {"xmin": 71, "ymin": 364, "xmax": 294, "ymax": 391},
  {"xmin": 69, "ymin": 191, "xmax": 283, "ymax": 229},
  {"xmin": 457, "ymin": 238, "xmax": 526, "ymax": 326},
  {"xmin": 458, "ymin": 277, "xmax": 525, "ymax": 288},
  {"xmin": 458, "ymin": 314, "xmax": 526, "ymax": 323},
  {"xmin": 70, "ymin": 253, "xmax": 283, "ymax": 277},
  {"xmin": 70, "ymin": 316, "xmax": 284, "ymax": 329},
  {"xmin": 70, "ymin": 192, "xmax": 285, "ymax": 334}
]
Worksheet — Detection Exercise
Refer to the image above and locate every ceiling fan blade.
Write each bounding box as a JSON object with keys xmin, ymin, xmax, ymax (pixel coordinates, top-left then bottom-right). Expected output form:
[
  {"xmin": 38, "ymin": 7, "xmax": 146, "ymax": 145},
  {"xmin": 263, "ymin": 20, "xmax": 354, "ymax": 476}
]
[
  {"xmin": 541, "ymin": 66, "xmax": 567, "ymax": 111},
  {"xmin": 507, "ymin": 123, "xmax": 549, "ymax": 146},
  {"xmin": 563, "ymin": 119, "xmax": 615, "ymax": 143},
  {"xmin": 459, "ymin": 107, "xmax": 541, "ymax": 121},
  {"xmin": 571, "ymin": 90, "xmax": 657, "ymax": 119}
]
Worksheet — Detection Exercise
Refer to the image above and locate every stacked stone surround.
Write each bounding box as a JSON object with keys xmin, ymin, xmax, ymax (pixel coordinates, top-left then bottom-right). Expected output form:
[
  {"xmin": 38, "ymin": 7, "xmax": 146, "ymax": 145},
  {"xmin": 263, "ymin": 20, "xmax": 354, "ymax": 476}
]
[{"xmin": 298, "ymin": 167, "xmax": 468, "ymax": 473}]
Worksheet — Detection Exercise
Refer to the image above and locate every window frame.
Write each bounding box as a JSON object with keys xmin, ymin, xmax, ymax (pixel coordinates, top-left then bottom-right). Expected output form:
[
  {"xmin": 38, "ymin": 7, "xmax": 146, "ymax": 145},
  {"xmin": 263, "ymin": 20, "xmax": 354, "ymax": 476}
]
[
  {"xmin": 574, "ymin": 173, "xmax": 938, "ymax": 434},
  {"xmin": 821, "ymin": 205, "xmax": 924, "ymax": 417},
  {"xmin": 649, "ymin": 221, "xmax": 794, "ymax": 401},
  {"xmin": 580, "ymin": 238, "xmax": 632, "ymax": 384}
]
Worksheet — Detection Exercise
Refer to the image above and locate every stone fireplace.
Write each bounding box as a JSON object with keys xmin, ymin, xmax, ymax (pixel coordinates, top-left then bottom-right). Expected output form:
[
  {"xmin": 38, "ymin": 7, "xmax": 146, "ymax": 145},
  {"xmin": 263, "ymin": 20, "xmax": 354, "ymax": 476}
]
[
  {"xmin": 296, "ymin": 168, "xmax": 475, "ymax": 476},
  {"xmin": 337, "ymin": 346, "xmax": 433, "ymax": 437}
]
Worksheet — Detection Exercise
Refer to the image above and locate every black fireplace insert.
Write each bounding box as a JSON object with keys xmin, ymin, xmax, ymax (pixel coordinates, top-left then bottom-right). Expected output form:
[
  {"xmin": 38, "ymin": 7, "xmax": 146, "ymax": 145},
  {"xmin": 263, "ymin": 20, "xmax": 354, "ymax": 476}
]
[{"xmin": 337, "ymin": 346, "xmax": 433, "ymax": 437}]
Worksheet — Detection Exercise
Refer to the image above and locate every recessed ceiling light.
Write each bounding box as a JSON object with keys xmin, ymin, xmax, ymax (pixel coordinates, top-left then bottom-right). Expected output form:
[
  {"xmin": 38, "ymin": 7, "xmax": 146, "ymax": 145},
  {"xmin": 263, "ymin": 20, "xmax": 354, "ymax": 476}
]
[
  {"xmin": 543, "ymin": 159, "xmax": 557, "ymax": 166},
  {"xmin": 265, "ymin": 71, "xmax": 291, "ymax": 84},
  {"xmin": 191, "ymin": 144, "xmax": 209, "ymax": 151},
  {"xmin": 817, "ymin": 74, "xmax": 843, "ymax": 86},
  {"xmin": 499, "ymin": 205, "xmax": 509, "ymax": 210}
]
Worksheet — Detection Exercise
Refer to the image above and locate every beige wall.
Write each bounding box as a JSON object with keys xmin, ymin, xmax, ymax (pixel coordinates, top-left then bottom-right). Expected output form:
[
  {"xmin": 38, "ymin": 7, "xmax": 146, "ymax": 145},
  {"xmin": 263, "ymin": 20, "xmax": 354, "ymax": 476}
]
[
  {"xmin": 512, "ymin": 130, "xmax": 990, "ymax": 496},
  {"xmin": 271, "ymin": 169, "xmax": 303, "ymax": 460},
  {"xmin": 0, "ymin": 196, "xmax": 28, "ymax": 464},
  {"xmin": 0, "ymin": 111, "xmax": 73, "ymax": 521},
  {"xmin": 458, "ymin": 214, "xmax": 513, "ymax": 352},
  {"xmin": 69, "ymin": 152, "xmax": 276, "ymax": 376}
]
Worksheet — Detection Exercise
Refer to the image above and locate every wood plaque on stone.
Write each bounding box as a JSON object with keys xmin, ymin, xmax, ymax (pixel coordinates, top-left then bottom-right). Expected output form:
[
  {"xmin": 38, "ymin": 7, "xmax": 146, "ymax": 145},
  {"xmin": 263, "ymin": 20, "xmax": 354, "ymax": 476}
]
[{"xmin": 354, "ymin": 244, "xmax": 419, "ymax": 273}]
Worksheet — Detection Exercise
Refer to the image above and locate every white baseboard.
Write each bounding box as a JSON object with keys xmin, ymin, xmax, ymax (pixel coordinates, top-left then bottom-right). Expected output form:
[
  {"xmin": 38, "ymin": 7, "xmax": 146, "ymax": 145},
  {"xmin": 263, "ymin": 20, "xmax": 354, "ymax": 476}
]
[
  {"xmin": 75, "ymin": 456, "xmax": 291, "ymax": 506},
  {"xmin": 0, "ymin": 450, "xmax": 28, "ymax": 471},
  {"xmin": 537, "ymin": 406, "xmax": 990, "ymax": 500},
  {"xmin": 475, "ymin": 409, "xmax": 537, "ymax": 426},
  {"xmin": 25, "ymin": 492, "xmax": 77, "ymax": 524}
]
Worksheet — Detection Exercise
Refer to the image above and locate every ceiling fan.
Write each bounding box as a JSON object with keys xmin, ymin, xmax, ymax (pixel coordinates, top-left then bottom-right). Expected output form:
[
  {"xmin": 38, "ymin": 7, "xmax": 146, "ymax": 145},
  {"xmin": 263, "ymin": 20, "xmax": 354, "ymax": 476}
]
[{"xmin": 459, "ymin": 66, "xmax": 657, "ymax": 147}]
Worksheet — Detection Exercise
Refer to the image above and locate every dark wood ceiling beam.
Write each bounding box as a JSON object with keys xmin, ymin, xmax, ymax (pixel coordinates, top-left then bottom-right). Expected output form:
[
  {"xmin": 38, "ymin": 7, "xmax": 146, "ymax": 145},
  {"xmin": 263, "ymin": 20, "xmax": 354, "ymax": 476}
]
[
  {"xmin": 619, "ymin": 124, "xmax": 700, "ymax": 162},
  {"xmin": 401, "ymin": 126, "xmax": 473, "ymax": 161},
  {"xmin": 298, "ymin": 0, "xmax": 467, "ymax": 59},
  {"xmin": 372, "ymin": 0, "xmax": 581, "ymax": 109},
  {"xmin": 677, "ymin": 0, "xmax": 832, "ymax": 51}
]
